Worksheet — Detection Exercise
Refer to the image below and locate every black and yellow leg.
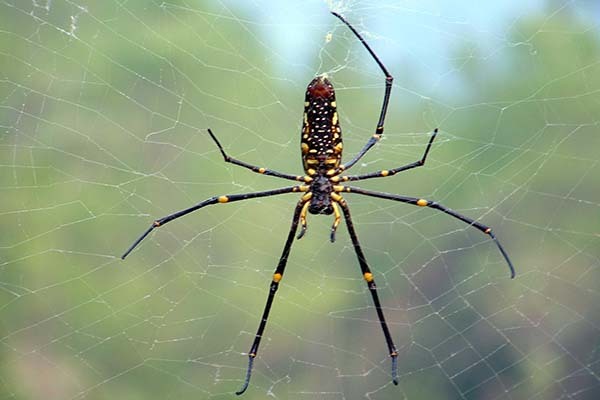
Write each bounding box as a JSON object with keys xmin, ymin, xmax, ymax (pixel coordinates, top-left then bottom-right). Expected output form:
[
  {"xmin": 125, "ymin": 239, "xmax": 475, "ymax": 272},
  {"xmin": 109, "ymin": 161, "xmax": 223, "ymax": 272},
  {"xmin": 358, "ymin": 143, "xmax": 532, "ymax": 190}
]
[
  {"xmin": 331, "ymin": 12, "xmax": 394, "ymax": 174},
  {"xmin": 121, "ymin": 185, "xmax": 307, "ymax": 259},
  {"xmin": 236, "ymin": 199, "xmax": 307, "ymax": 395},
  {"xmin": 207, "ymin": 128, "xmax": 309, "ymax": 183},
  {"xmin": 342, "ymin": 186, "xmax": 516, "ymax": 278},
  {"xmin": 343, "ymin": 129, "xmax": 439, "ymax": 182},
  {"xmin": 296, "ymin": 193, "xmax": 312, "ymax": 240},
  {"xmin": 330, "ymin": 201, "xmax": 342, "ymax": 242},
  {"xmin": 337, "ymin": 200, "xmax": 399, "ymax": 384}
]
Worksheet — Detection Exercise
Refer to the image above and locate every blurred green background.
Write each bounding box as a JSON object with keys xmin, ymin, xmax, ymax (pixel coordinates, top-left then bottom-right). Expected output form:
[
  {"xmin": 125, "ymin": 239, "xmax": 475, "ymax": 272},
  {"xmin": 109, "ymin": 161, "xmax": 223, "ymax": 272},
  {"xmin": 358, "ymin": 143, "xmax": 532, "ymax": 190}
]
[{"xmin": 2, "ymin": 0, "xmax": 599, "ymax": 399}]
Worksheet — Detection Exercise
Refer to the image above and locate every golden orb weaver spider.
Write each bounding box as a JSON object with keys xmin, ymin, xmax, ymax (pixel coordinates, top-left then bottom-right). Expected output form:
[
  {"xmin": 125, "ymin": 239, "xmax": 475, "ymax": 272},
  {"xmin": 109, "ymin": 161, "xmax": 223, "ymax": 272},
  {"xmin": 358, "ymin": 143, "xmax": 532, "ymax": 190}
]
[{"xmin": 121, "ymin": 11, "xmax": 516, "ymax": 395}]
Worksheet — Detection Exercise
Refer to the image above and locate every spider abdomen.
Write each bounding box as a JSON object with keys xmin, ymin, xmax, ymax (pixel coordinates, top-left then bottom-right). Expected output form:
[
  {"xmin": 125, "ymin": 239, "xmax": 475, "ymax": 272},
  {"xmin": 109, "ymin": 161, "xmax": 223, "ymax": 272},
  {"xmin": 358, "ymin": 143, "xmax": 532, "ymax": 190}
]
[{"xmin": 301, "ymin": 76, "xmax": 343, "ymax": 175}]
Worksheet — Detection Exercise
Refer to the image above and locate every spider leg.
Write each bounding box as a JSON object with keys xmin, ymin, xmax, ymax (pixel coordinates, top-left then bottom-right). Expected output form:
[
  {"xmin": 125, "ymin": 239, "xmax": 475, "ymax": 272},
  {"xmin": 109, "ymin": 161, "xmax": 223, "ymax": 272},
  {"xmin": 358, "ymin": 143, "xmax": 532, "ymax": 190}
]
[
  {"xmin": 342, "ymin": 129, "xmax": 438, "ymax": 182},
  {"xmin": 329, "ymin": 201, "xmax": 342, "ymax": 242},
  {"xmin": 236, "ymin": 196, "xmax": 309, "ymax": 395},
  {"xmin": 337, "ymin": 198, "xmax": 399, "ymax": 385},
  {"xmin": 331, "ymin": 12, "xmax": 393, "ymax": 173},
  {"xmin": 208, "ymin": 129, "xmax": 307, "ymax": 182},
  {"xmin": 296, "ymin": 200, "xmax": 310, "ymax": 239},
  {"xmin": 341, "ymin": 186, "xmax": 516, "ymax": 278},
  {"xmin": 120, "ymin": 185, "xmax": 308, "ymax": 259}
]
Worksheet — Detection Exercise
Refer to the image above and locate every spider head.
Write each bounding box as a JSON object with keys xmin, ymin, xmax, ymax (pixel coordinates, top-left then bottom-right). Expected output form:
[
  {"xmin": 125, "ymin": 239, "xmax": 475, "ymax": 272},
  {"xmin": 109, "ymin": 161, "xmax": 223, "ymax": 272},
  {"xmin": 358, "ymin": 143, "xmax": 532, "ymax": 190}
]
[
  {"xmin": 308, "ymin": 200, "xmax": 334, "ymax": 215},
  {"xmin": 308, "ymin": 176, "xmax": 334, "ymax": 215}
]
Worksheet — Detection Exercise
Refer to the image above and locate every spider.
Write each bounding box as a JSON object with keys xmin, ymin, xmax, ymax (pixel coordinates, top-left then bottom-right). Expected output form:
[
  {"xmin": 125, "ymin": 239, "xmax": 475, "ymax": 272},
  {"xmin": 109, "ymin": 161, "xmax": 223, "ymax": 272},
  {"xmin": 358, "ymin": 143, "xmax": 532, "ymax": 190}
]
[{"xmin": 121, "ymin": 11, "xmax": 515, "ymax": 395}]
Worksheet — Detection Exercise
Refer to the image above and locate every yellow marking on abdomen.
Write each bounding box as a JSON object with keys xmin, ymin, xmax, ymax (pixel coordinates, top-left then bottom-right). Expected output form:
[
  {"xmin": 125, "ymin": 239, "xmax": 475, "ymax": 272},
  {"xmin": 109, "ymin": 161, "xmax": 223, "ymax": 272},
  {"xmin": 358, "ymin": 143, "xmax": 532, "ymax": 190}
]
[
  {"xmin": 417, "ymin": 199, "xmax": 428, "ymax": 207},
  {"xmin": 218, "ymin": 196, "xmax": 229, "ymax": 203},
  {"xmin": 332, "ymin": 112, "xmax": 338, "ymax": 125}
]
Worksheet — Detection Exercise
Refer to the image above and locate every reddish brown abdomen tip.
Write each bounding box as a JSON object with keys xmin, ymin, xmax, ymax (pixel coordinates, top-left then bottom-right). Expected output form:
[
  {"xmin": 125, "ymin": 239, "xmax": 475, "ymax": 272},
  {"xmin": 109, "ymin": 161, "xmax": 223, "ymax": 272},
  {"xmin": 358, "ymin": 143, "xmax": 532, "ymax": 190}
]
[
  {"xmin": 309, "ymin": 83, "xmax": 332, "ymax": 98},
  {"xmin": 307, "ymin": 76, "xmax": 334, "ymax": 99}
]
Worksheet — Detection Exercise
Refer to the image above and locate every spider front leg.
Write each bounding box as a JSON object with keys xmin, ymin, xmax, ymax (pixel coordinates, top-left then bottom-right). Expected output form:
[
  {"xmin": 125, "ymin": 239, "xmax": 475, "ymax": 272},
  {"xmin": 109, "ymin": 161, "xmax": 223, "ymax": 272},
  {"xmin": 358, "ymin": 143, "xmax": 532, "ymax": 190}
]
[
  {"xmin": 336, "ymin": 196, "xmax": 399, "ymax": 385},
  {"xmin": 237, "ymin": 194, "xmax": 310, "ymax": 395},
  {"xmin": 341, "ymin": 129, "xmax": 439, "ymax": 182}
]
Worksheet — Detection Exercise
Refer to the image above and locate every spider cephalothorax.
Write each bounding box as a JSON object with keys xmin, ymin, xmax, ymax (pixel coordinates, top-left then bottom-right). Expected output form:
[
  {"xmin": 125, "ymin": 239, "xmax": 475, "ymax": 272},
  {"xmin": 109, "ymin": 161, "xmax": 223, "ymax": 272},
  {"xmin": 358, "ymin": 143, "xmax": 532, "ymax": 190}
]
[
  {"xmin": 308, "ymin": 175, "xmax": 334, "ymax": 215},
  {"xmin": 121, "ymin": 11, "xmax": 515, "ymax": 396}
]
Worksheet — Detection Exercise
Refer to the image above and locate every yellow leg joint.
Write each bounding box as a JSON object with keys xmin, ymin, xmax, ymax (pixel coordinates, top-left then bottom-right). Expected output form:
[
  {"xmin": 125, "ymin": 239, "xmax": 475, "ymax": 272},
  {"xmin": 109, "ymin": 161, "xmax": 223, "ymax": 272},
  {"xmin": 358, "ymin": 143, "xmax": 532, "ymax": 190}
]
[
  {"xmin": 218, "ymin": 196, "xmax": 229, "ymax": 203},
  {"xmin": 331, "ymin": 192, "xmax": 343, "ymax": 202},
  {"xmin": 332, "ymin": 203, "xmax": 341, "ymax": 229},
  {"xmin": 300, "ymin": 201, "xmax": 309, "ymax": 226},
  {"xmin": 416, "ymin": 199, "xmax": 428, "ymax": 207},
  {"xmin": 273, "ymin": 273, "xmax": 282, "ymax": 283},
  {"xmin": 364, "ymin": 272, "xmax": 374, "ymax": 282}
]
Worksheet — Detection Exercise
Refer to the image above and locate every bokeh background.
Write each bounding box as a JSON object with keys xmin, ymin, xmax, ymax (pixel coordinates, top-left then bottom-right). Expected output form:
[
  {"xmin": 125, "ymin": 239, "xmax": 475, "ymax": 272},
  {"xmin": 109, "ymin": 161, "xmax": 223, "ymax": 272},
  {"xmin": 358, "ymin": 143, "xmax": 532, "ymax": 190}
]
[{"xmin": 2, "ymin": 1, "xmax": 599, "ymax": 399}]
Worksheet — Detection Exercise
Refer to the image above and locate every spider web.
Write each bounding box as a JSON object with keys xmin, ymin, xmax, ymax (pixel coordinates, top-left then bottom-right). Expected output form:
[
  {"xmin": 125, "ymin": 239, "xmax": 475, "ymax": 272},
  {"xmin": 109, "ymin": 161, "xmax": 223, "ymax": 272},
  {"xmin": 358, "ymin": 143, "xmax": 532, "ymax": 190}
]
[{"xmin": 1, "ymin": 0, "xmax": 600, "ymax": 399}]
